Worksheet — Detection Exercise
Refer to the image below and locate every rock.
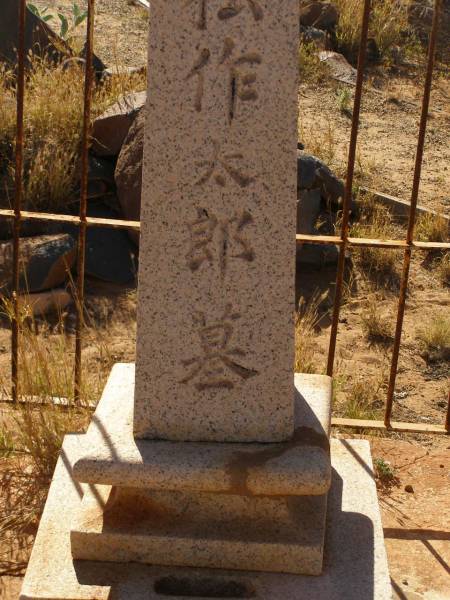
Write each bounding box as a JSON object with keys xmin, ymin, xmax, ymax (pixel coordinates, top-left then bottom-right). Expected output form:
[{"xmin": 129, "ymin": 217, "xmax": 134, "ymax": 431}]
[
  {"xmin": 296, "ymin": 243, "xmax": 339, "ymax": 267},
  {"xmin": 299, "ymin": 1, "xmax": 339, "ymax": 31},
  {"xmin": 18, "ymin": 289, "xmax": 72, "ymax": 317},
  {"xmin": 300, "ymin": 25, "xmax": 329, "ymax": 51},
  {"xmin": 87, "ymin": 154, "xmax": 117, "ymax": 200},
  {"xmin": 297, "ymin": 151, "xmax": 345, "ymax": 207},
  {"xmin": 115, "ymin": 107, "xmax": 145, "ymax": 245},
  {"xmin": 75, "ymin": 202, "xmax": 137, "ymax": 285},
  {"xmin": 0, "ymin": 0, "xmax": 69, "ymax": 66},
  {"xmin": 0, "ymin": 234, "xmax": 76, "ymax": 294},
  {"xmin": 91, "ymin": 91, "xmax": 147, "ymax": 157},
  {"xmin": 103, "ymin": 65, "xmax": 146, "ymax": 79},
  {"xmin": 408, "ymin": 1, "xmax": 450, "ymax": 63},
  {"xmin": 297, "ymin": 189, "xmax": 322, "ymax": 234},
  {"xmin": 404, "ymin": 484, "xmax": 414, "ymax": 494},
  {"xmin": 318, "ymin": 51, "xmax": 357, "ymax": 85}
]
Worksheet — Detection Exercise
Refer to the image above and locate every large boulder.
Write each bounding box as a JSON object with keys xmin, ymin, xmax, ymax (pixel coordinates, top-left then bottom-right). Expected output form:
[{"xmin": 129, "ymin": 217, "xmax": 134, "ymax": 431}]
[
  {"xmin": 297, "ymin": 151, "xmax": 345, "ymax": 206},
  {"xmin": 115, "ymin": 107, "xmax": 146, "ymax": 245},
  {"xmin": 91, "ymin": 91, "xmax": 147, "ymax": 157},
  {"xmin": 408, "ymin": 1, "xmax": 450, "ymax": 63},
  {"xmin": 0, "ymin": 0, "xmax": 68, "ymax": 65},
  {"xmin": 0, "ymin": 234, "xmax": 76, "ymax": 294},
  {"xmin": 299, "ymin": 1, "xmax": 339, "ymax": 31}
]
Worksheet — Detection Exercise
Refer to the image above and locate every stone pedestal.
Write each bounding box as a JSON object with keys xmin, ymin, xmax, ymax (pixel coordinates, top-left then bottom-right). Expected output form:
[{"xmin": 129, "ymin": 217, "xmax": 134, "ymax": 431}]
[
  {"xmin": 19, "ymin": 433, "xmax": 392, "ymax": 600},
  {"xmin": 69, "ymin": 364, "xmax": 332, "ymax": 576}
]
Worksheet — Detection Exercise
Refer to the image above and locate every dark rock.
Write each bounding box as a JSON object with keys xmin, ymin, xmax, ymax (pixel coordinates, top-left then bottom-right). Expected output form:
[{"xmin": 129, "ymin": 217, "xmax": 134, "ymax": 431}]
[
  {"xmin": 300, "ymin": 25, "xmax": 329, "ymax": 51},
  {"xmin": 0, "ymin": 0, "xmax": 69, "ymax": 65},
  {"xmin": 404, "ymin": 484, "xmax": 414, "ymax": 494},
  {"xmin": 91, "ymin": 91, "xmax": 147, "ymax": 157},
  {"xmin": 0, "ymin": 234, "xmax": 76, "ymax": 294},
  {"xmin": 68, "ymin": 202, "xmax": 137, "ymax": 285},
  {"xmin": 297, "ymin": 189, "xmax": 322, "ymax": 234},
  {"xmin": 0, "ymin": 1, "xmax": 105, "ymax": 77},
  {"xmin": 115, "ymin": 108, "xmax": 145, "ymax": 245},
  {"xmin": 296, "ymin": 243, "xmax": 339, "ymax": 267},
  {"xmin": 299, "ymin": 1, "xmax": 339, "ymax": 31},
  {"xmin": 87, "ymin": 155, "xmax": 117, "ymax": 201},
  {"xmin": 297, "ymin": 151, "xmax": 345, "ymax": 207}
]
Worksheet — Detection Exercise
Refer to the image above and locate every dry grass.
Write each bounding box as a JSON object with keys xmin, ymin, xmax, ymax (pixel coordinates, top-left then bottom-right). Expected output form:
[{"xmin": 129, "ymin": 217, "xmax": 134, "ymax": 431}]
[
  {"xmin": 361, "ymin": 295, "xmax": 394, "ymax": 344},
  {"xmin": 415, "ymin": 213, "xmax": 449, "ymax": 243},
  {"xmin": 416, "ymin": 314, "xmax": 450, "ymax": 363},
  {"xmin": 295, "ymin": 292, "xmax": 327, "ymax": 374},
  {"xmin": 336, "ymin": 370, "xmax": 386, "ymax": 420},
  {"xmin": 436, "ymin": 252, "xmax": 450, "ymax": 287},
  {"xmin": 333, "ymin": 0, "xmax": 418, "ymax": 63},
  {"xmin": 350, "ymin": 194, "xmax": 402, "ymax": 289},
  {"xmin": 0, "ymin": 56, "xmax": 146, "ymax": 212}
]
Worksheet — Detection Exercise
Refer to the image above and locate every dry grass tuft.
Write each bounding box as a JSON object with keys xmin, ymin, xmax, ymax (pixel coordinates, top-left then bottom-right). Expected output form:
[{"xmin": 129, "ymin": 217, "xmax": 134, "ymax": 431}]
[
  {"xmin": 415, "ymin": 213, "xmax": 449, "ymax": 243},
  {"xmin": 0, "ymin": 56, "xmax": 146, "ymax": 212},
  {"xmin": 436, "ymin": 252, "xmax": 450, "ymax": 287},
  {"xmin": 350, "ymin": 195, "xmax": 401, "ymax": 289},
  {"xmin": 338, "ymin": 372, "xmax": 385, "ymax": 420},
  {"xmin": 361, "ymin": 295, "xmax": 394, "ymax": 345},
  {"xmin": 295, "ymin": 292, "xmax": 326, "ymax": 374},
  {"xmin": 416, "ymin": 314, "xmax": 450, "ymax": 364}
]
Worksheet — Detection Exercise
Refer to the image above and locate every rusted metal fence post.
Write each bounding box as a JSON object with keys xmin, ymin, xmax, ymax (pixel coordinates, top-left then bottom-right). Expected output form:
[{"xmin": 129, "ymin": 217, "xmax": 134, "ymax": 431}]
[
  {"xmin": 74, "ymin": 0, "xmax": 96, "ymax": 403},
  {"xmin": 385, "ymin": 0, "xmax": 442, "ymax": 428},
  {"xmin": 11, "ymin": 0, "xmax": 27, "ymax": 403},
  {"xmin": 326, "ymin": 0, "xmax": 372, "ymax": 377}
]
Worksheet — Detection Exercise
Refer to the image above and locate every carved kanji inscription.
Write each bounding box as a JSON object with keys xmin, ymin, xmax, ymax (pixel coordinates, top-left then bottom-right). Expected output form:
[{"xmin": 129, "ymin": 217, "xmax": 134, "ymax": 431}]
[
  {"xmin": 186, "ymin": 208, "xmax": 255, "ymax": 274},
  {"xmin": 181, "ymin": 304, "xmax": 258, "ymax": 390}
]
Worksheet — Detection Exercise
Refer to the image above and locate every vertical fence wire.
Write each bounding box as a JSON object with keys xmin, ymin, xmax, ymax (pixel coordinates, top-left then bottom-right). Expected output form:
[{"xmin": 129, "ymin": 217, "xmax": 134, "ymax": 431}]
[
  {"xmin": 385, "ymin": 0, "xmax": 442, "ymax": 428},
  {"xmin": 326, "ymin": 0, "xmax": 372, "ymax": 377},
  {"xmin": 74, "ymin": 0, "xmax": 95, "ymax": 402},
  {"xmin": 11, "ymin": 0, "xmax": 27, "ymax": 403}
]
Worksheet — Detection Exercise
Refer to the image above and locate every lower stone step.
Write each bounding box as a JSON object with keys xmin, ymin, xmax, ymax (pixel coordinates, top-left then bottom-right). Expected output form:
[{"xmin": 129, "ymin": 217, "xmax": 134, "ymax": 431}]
[{"xmin": 71, "ymin": 485, "xmax": 328, "ymax": 575}]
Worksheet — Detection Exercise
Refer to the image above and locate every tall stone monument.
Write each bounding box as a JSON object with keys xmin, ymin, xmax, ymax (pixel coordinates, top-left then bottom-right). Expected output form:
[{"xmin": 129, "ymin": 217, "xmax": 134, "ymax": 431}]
[{"xmin": 20, "ymin": 2, "xmax": 392, "ymax": 598}]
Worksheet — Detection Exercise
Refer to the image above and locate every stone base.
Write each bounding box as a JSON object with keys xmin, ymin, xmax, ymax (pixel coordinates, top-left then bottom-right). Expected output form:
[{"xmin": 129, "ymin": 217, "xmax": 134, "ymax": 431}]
[
  {"xmin": 71, "ymin": 485, "xmax": 327, "ymax": 575},
  {"xmin": 72, "ymin": 364, "xmax": 332, "ymax": 497},
  {"xmin": 20, "ymin": 436, "xmax": 392, "ymax": 600},
  {"xmin": 68, "ymin": 364, "xmax": 332, "ymax": 576}
]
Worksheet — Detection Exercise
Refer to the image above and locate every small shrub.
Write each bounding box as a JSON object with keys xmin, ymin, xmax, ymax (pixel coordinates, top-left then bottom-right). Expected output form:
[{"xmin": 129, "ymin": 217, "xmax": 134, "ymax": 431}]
[
  {"xmin": 299, "ymin": 42, "xmax": 328, "ymax": 85},
  {"xmin": 374, "ymin": 457, "xmax": 398, "ymax": 489},
  {"xmin": 361, "ymin": 296, "xmax": 393, "ymax": 344},
  {"xmin": 336, "ymin": 86, "xmax": 352, "ymax": 115},
  {"xmin": 416, "ymin": 315, "xmax": 450, "ymax": 363}
]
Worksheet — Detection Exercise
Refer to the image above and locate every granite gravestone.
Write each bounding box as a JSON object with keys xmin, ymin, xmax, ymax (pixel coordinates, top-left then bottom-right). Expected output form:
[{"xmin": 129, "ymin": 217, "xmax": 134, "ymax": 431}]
[{"xmin": 134, "ymin": 0, "xmax": 298, "ymax": 443}]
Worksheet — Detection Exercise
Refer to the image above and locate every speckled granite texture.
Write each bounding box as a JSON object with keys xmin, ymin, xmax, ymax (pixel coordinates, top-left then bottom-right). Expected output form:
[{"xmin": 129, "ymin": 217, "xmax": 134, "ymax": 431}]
[
  {"xmin": 20, "ymin": 436, "xmax": 392, "ymax": 599},
  {"xmin": 73, "ymin": 364, "xmax": 332, "ymax": 497},
  {"xmin": 134, "ymin": 0, "xmax": 299, "ymax": 442}
]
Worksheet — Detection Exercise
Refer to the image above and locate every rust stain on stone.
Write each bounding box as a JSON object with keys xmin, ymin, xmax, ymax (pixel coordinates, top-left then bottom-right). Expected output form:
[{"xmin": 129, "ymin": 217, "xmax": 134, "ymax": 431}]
[{"xmin": 225, "ymin": 426, "xmax": 329, "ymax": 496}]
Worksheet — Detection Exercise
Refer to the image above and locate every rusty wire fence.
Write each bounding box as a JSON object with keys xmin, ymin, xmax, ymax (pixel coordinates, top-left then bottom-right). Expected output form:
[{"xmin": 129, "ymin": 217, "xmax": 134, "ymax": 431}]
[{"xmin": 1, "ymin": 0, "xmax": 449, "ymax": 435}]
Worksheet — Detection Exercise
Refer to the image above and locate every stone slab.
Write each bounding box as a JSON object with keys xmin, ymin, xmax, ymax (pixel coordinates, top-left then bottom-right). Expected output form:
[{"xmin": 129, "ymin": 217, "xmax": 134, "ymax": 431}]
[
  {"xmin": 71, "ymin": 485, "xmax": 327, "ymax": 575},
  {"xmin": 20, "ymin": 436, "xmax": 392, "ymax": 599},
  {"xmin": 134, "ymin": 1, "xmax": 299, "ymax": 443},
  {"xmin": 73, "ymin": 364, "xmax": 332, "ymax": 496}
]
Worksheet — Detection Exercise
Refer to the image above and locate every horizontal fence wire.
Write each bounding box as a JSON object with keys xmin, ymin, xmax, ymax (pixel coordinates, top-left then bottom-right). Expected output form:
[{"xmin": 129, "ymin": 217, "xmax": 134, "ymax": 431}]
[{"xmin": 2, "ymin": 0, "xmax": 448, "ymax": 434}]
